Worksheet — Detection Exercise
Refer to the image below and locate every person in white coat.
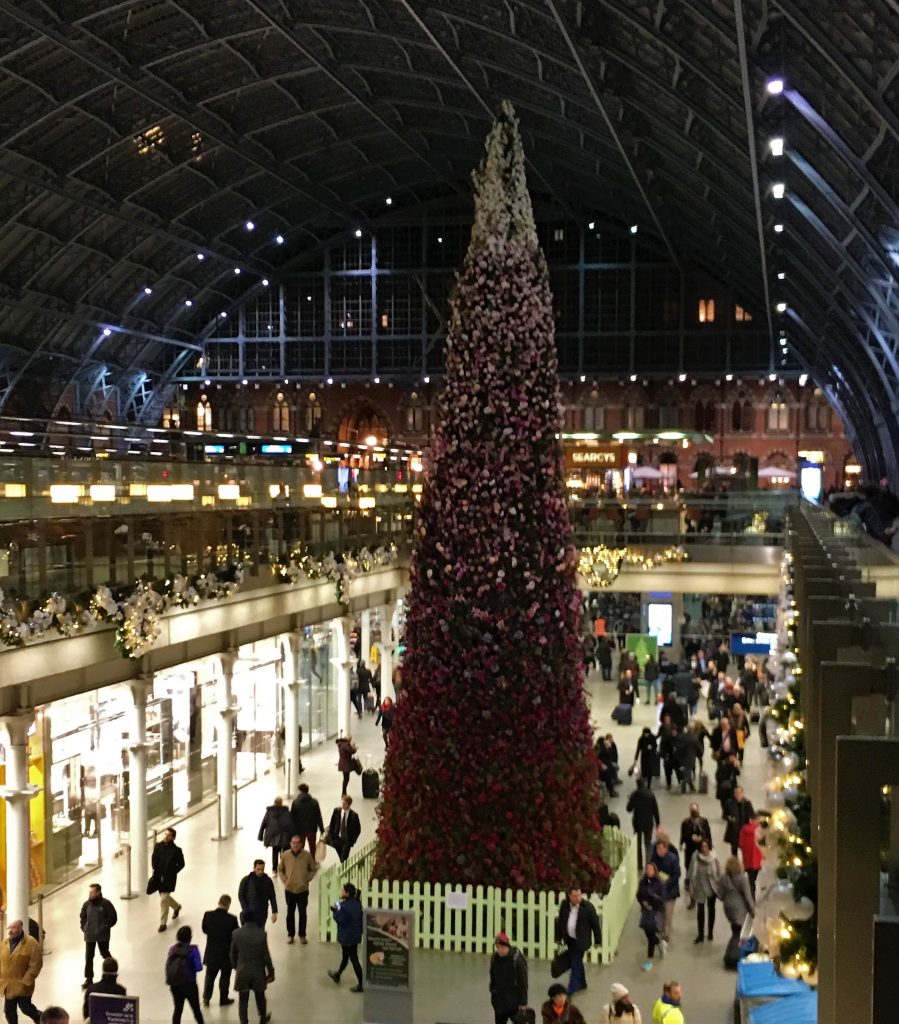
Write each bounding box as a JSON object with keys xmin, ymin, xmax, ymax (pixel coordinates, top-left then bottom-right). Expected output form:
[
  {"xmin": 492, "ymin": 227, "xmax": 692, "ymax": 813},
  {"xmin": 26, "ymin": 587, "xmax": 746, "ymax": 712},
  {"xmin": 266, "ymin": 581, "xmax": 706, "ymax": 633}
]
[{"xmin": 600, "ymin": 982, "xmax": 642, "ymax": 1024}]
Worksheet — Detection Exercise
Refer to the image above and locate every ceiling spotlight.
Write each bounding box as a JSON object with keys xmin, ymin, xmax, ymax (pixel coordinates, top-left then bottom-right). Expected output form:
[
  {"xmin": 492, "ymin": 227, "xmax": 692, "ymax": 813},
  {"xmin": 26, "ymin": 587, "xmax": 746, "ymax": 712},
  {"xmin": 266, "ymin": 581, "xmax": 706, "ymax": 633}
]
[
  {"xmin": 769, "ymin": 137, "xmax": 784, "ymax": 156},
  {"xmin": 196, "ymin": 253, "xmax": 205, "ymax": 261},
  {"xmin": 306, "ymin": 294, "xmax": 312, "ymax": 301},
  {"xmin": 185, "ymin": 299, "xmax": 193, "ymax": 307},
  {"xmin": 776, "ymin": 301, "xmax": 787, "ymax": 312},
  {"xmin": 262, "ymin": 278, "xmax": 269, "ymax": 287},
  {"xmin": 241, "ymin": 379, "xmax": 248, "ymax": 385},
  {"xmin": 678, "ymin": 373, "xmax": 686, "ymax": 382},
  {"xmin": 774, "ymin": 223, "xmax": 784, "ymax": 233},
  {"xmin": 630, "ymin": 374, "xmax": 637, "ymax": 382},
  {"xmin": 799, "ymin": 373, "xmax": 808, "ymax": 386},
  {"xmin": 354, "ymin": 228, "xmax": 362, "ymax": 238},
  {"xmin": 327, "ymin": 377, "xmax": 333, "ymax": 385},
  {"xmin": 220, "ymin": 311, "xmax": 227, "ymax": 318},
  {"xmin": 769, "ymin": 373, "xmax": 777, "ymax": 381},
  {"xmin": 374, "ymin": 376, "xmax": 380, "ymax": 383},
  {"xmin": 102, "ymin": 328, "xmax": 112, "ymax": 337},
  {"xmin": 275, "ymin": 234, "xmax": 284, "ymax": 245},
  {"xmin": 579, "ymin": 375, "xmax": 586, "ymax": 382},
  {"xmin": 234, "ymin": 267, "xmax": 241, "ymax": 275},
  {"xmin": 423, "ymin": 376, "xmax": 430, "ymax": 384},
  {"xmin": 725, "ymin": 373, "xmax": 734, "ymax": 381},
  {"xmin": 777, "ymin": 271, "xmax": 786, "ymax": 280},
  {"xmin": 588, "ymin": 221, "xmax": 595, "ymax": 230},
  {"xmin": 385, "ymin": 197, "xmax": 393, "ymax": 205},
  {"xmin": 772, "ymin": 183, "xmax": 785, "ymax": 199},
  {"xmin": 143, "ymin": 286, "xmax": 153, "ymax": 295},
  {"xmin": 437, "ymin": 236, "xmax": 443, "ymax": 243},
  {"xmin": 766, "ymin": 78, "xmax": 785, "ymax": 95},
  {"xmin": 245, "ymin": 220, "xmax": 255, "ymax": 231},
  {"xmin": 629, "ymin": 224, "xmax": 638, "ymax": 234}
]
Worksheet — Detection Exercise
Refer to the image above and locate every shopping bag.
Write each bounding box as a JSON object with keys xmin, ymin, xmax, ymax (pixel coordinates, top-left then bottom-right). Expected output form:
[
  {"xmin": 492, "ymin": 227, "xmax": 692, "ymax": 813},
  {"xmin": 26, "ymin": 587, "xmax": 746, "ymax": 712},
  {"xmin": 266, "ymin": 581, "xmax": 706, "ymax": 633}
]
[
  {"xmin": 550, "ymin": 947, "xmax": 571, "ymax": 978},
  {"xmin": 315, "ymin": 834, "xmax": 329, "ymax": 863},
  {"xmin": 513, "ymin": 1010, "xmax": 536, "ymax": 1024},
  {"xmin": 146, "ymin": 876, "xmax": 159, "ymax": 895},
  {"xmin": 351, "ymin": 756, "xmax": 363, "ymax": 775}
]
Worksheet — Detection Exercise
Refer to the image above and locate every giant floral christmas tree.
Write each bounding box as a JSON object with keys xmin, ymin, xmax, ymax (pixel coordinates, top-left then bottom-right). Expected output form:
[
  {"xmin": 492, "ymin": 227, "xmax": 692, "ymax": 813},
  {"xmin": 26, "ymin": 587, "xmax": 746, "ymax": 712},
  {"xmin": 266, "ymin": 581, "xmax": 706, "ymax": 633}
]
[{"xmin": 375, "ymin": 103, "xmax": 611, "ymax": 892}]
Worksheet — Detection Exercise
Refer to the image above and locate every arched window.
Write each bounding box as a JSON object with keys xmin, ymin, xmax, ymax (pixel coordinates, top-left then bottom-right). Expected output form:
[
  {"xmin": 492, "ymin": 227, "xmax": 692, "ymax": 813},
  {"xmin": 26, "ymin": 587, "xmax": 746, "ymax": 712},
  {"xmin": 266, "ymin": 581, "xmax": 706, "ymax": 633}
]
[
  {"xmin": 196, "ymin": 396, "xmax": 212, "ymax": 432},
  {"xmin": 658, "ymin": 402, "xmax": 679, "ymax": 429},
  {"xmin": 693, "ymin": 400, "xmax": 716, "ymax": 432},
  {"xmin": 582, "ymin": 392, "xmax": 604, "ymax": 432},
  {"xmin": 238, "ymin": 402, "xmax": 255, "ymax": 433},
  {"xmin": 767, "ymin": 400, "xmax": 789, "ymax": 433},
  {"xmin": 698, "ymin": 298, "xmax": 716, "ymax": 323},
  {"xmin": 731, "ymin": 400, "xmax": 742, "ymax": 432},
  {"xmin": 404, "ymin": 393, "xmax": 427, "ymax": 434},
  {"xmin": 625, "ymin": 406, "xmax": 645, "ymax": 431},
  {"xmin": 735, "ymin": 304, "xmax": 753, "ymax": 322},
  {"xmin": 162, "ymin": 406, "xmax": 181, "ymax": 429},
  {"xmin": 301, "ymin": 393, "xmax": 322, "ymax": 436},
  {"xmin": 731, "ymin": 397, "xmax": 754, "ymax": 433},
  {"xmin": 805, "ymin": 398, "xmax": 830, "ymax": 432},
  {"xmin": 272, "ymin": 392, "xmax": 290, "ymax": 432}
]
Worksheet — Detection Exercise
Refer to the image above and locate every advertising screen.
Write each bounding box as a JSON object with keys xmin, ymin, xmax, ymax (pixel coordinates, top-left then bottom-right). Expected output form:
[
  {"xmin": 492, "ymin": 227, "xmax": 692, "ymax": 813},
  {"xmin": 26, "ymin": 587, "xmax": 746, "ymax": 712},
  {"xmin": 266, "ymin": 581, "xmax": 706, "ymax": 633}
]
[{"xmin": 647, "ymin": 603, "xmax": 673, "ymax": 647}]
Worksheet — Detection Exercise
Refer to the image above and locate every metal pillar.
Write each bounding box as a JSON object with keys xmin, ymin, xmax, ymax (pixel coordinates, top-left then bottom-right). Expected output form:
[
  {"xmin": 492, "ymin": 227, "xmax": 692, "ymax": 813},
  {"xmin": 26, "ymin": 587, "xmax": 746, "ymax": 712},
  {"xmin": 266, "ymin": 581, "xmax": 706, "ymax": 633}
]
[
  {"xmin": 379, "ymin": 602, "xmax": 397, "ymax": 699},
  {"xmin": 127, "ymin": 677, "xmax": 153, "ymax": 894},
  {"xmin": 217, "ymin": 650, "xmax": 238, "ymax": 837},
  {"xmin": 0, "ymin": 713, "xmax": 39, "ymax": 927},
  {"xmin": 360, "ymin": 609, "xmax": 371, "ymax": 666},
  {"xmin": 282, "ymin": 632, "xmax": 304, "ymax": 796}
]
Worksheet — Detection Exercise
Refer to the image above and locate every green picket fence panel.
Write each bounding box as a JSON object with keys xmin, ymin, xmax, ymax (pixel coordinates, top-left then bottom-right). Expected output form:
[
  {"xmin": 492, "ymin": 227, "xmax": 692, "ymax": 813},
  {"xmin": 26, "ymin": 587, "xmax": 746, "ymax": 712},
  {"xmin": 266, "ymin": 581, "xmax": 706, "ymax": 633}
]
[{"xmin": 316, "ymin": 828, "xmax": 637, "ymax": 965}]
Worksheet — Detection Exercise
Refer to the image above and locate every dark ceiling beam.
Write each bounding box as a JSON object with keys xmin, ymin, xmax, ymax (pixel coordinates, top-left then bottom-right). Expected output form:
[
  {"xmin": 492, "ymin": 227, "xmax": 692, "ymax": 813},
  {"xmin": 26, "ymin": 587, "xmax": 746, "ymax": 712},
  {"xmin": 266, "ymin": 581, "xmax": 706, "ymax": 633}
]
[
  {"xmin": 545, "ymin": 0, "xmax": 682, "ymax": 269},
  {"xmin": 732, "ymin": 0, "xmax": 776, "ymax": 358}
]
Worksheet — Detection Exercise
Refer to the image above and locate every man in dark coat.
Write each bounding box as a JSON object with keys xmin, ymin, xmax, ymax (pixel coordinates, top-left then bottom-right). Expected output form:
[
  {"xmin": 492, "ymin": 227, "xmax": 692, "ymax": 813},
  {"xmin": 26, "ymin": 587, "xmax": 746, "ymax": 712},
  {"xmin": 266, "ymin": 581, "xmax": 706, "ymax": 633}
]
[
  {"xmin": 327, "ymin": 796, "xmax": 362, "ymax": 864},
  {"xmin": 201, "ymin": 894, "xmax": 238, "ymax": 1007},
  {"xmin": 673, "ymin": 727, "xmax": 702, "ymax": 793},
  {"xmin": 489, "ymin": 931, "xmax": 528, "ymax": 1024},
  {"xmin": 238, "ymin": 862, "xmax": 278, "ymax": 929},
  {"xmin": 554, "ymin": 889, "xmax": 601, "ymax": 997},
  {"xmin": 597, "ymin": 639, "xmax": 613, "ymax": 681},
  {"xmin": 150, "ymin": 827, "xmax": 185, "ymax": 933},
  {"xmin": 626, "ymin": 778, "xmax": 660, "ymax": 870},
  {"xmin": 679, "ymin": 804, "xmax": 712, "ymax": 878},
  {"xmin": 79, "ymin": 883, "xmax": 117, "ymax": 988},
  {"xmin": 724, "ymin": 786, "xmax": 755, "ymax": 855},
  {"xmin": 230, "ymin": 914, "xmax": 274, "ymax": 1024},
  {"xmin": 289, "ymin": 784, "xmax": 324, "ymax": 857},
  {"xmin": 82, "ymin": 957, "xmax": 126, "ymax": 1021}
]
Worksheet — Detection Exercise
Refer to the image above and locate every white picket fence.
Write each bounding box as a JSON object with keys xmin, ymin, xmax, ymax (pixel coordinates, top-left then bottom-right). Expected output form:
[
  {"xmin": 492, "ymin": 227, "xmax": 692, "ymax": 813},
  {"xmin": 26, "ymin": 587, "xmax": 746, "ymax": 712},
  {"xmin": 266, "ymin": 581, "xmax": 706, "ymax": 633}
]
[{"xmin": 317, "ymin": 826, "xmax": 638, "ymax": 965}]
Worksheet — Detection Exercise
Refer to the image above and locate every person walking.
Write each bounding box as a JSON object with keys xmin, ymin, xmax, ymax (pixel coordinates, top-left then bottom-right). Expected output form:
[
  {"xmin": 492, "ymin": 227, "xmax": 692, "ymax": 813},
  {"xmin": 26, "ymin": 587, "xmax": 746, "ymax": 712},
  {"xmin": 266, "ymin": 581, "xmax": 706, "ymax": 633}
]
[
  {"xmin": 0, "ymin": 919, "xmax": 43, "ymax": 1024},
  {"xmin": 200, "ymin": 895, "xmax": 238, "ymax": 1007},
  {"xmin": 289, "ymin": 784, "xmax": 324, "ymax": 858},
  {"xmin": 375, "ymin": 697, "xmax": 395, "ymax": 748},
  {"xmin": 237, "ymin": 862, "xmax": 278, "ymax": 930},
  {"xmin": 687, "ymin": 839, "xmax": 720, "ymax": 944},
  {"xmin": 151, "ymin": 828, "xmax": 186, "ymax": 933},
  {"xmin": 230, "ymin": 914, "xmax": 274, "ymax": 1024},
  {"xmin": 256, "ymin": 798, "xmax": 294, "ymax": 873},
  {"xmin": 488, "ymin": 932, "xmax": 528, "ymax": 1024},
  {"xmin": 723, "ymin": 787, "xmax": 755, "ymax": 856},
  {"xmin": 632, "ymin": 729, "xmax": 660, "ymax": 791},
  {"xmin": 327, "ymin": 884, "xmax": 364, "ymax": 993},
  {"xmin": 674, "ymin": 727, "xmax": 702, "ymax": 794},
  {"xmin": 626, "ymin": 779, "xmax": 660, "ymax": 870},
  {"xmin": 277, "ymin": 836, "xmax": 318, "ymax": 945},
  {"xmin": 79, "ymin": 884, "xmax": 117, "ymax": 990},
  {"xmin": 678, "ymin": 805, "xmax": 712, "ymax": 881},
  {"xmin": 164, "ymin": 926, "xmax": 204, "ymax": 1024},
  {"xmin": 598, "ymin": 640, "xmax": 613, "ymax": 682},
  {"xmin": 649, "ymin": 839, "xmax": 680, "ymax": 946},
  {"xmin": 737, "ymin": 816, "xmax": 764, "ymax": 897},
  {"xmin": 715, "ymin": 754, "xmax": 740, "ymax": 820},
  {"xmin": 328, "ymin": 796, "xmax": 361, "ymax": 864},
  {"xmin": 642, "ymin": 656, "xmax": 660, "ymax": 704},
  {"xmin": 554, "ymin": 888, "xmax": 601, "ymax": 997},
  {"xmin": 714, "ymin": 857, "xmax": 755, "ymax": 965},
  {"xmin": 637, "ymin": 864, "xmax": 665, "ymax": 972},
  {"xmin": 541, "ymin": 985, "xmax": 585, "ymax": 1024},
  {"xmin": 82, "ymin": 958, "xmax": 125, "ymax": 1021},
  {"xmin": 650, "ymin": 981, "xmax": 685, "ymax": 1024},
  {"xmin": 335, "ymin": 736, "xmax": 357, "ymax": 797},
  {"xmin": 600, "ymin": 983, "xmax": 642, "ymax": 1023}
]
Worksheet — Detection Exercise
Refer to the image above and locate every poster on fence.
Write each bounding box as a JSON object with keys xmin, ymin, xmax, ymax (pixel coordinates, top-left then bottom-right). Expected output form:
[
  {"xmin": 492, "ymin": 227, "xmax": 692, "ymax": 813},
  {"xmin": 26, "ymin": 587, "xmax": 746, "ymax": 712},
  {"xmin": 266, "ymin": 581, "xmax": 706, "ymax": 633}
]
[{"xmin": 364, "ymin": 908, "xmax": 414, "ymax": 990}]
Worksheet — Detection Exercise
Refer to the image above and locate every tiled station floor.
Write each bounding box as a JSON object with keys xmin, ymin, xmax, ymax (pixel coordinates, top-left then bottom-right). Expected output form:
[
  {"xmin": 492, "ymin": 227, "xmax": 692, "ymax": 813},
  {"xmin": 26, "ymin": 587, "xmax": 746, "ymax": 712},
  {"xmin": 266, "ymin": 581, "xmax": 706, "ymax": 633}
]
[{"xmin": 32, "ymin": 664, "xmax": 764, "ymax": 1023}]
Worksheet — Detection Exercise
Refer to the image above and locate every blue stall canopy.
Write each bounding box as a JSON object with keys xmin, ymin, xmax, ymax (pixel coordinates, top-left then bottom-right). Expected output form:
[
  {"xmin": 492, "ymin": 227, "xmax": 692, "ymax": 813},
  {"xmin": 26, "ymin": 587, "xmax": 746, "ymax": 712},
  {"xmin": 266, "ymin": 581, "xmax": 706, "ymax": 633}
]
[
  {"xmin": 737, "ymin": 961, "xmax": 810, "ymax": 999},
  {"xmin": 748, "ymin": 988, "xmax": 817, "ymax": 1024}
]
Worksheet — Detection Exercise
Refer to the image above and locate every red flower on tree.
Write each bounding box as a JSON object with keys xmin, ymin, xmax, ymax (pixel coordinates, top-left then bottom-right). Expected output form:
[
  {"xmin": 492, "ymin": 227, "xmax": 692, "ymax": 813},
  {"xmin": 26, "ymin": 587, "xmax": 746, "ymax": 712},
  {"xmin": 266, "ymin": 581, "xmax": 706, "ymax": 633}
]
[{"xmin": 375, "ymin": 102, "xmax": 611, "ymax": 893}]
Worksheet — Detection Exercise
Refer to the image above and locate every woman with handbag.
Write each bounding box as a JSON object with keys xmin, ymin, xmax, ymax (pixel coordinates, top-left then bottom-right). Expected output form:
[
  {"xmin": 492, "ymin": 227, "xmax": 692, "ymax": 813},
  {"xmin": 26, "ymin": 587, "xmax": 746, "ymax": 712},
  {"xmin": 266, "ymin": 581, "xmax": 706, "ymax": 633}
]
[
  {"xmin": 636, "ymin": 863, "xmax": 665, "ymax": 972},
  {"xmin": 713, "ymin": 856, "xmax": 755, "ymax": 968},
  {"xmin": 335, "ymin": 736, "xmax": 357, "ymax": 797}
]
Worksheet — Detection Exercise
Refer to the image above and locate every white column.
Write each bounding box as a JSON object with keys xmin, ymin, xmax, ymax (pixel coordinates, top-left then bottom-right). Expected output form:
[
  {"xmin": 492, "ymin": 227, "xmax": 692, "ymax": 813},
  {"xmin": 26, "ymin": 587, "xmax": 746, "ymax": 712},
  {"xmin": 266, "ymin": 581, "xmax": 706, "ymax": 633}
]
[
  {"xmin": 127, "ymin": 677, "xmax": 153, "ymax": 890},
  {"xmin": 217, "ymin": 650, "xmax": 237, "ymax": 836},
  {"xmin": 331, "ymin": 617, "xmax": 353, "ymax": 738},
  {"xmin": 360, "ymin": 609, "xmax": 371, "ymax": 666},
  {"xmin": 379, "ymin": 602, "xmax": 397, "ymax": 700},
  {"xmin": 282, "ymin": 633, "xmax": 303, "ymax": 796},
  {"xmin": 0, "ymin": 713, "xmax": 39, "ymax": 928}
]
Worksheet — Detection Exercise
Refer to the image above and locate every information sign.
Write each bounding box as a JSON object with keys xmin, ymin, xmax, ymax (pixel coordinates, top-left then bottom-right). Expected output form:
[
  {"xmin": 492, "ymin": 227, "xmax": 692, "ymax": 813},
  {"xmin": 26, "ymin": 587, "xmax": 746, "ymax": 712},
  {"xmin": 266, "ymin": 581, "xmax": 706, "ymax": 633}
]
[{"xmin": 364, "ymin": 909, "xmax": 414, "ymax": 990}]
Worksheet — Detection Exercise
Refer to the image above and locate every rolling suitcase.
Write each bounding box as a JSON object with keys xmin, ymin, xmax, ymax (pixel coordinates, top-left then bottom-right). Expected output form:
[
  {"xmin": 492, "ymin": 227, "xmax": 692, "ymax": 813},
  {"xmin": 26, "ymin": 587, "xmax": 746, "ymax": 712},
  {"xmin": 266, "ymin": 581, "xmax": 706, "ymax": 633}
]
[
  {"xmin": 362, "ymin": 767, "xmax": 380, "ymax": 798},
  {"xmin": 698, "ymin": 771, "xmax": 709, "ymax": 794},
  {"xmin": 364, "ymin": 693, "xmax": 376, "ymax": 713},
  {"xmin": 611, "ymin": 702, "xmax": 632, "ymax": 725}
]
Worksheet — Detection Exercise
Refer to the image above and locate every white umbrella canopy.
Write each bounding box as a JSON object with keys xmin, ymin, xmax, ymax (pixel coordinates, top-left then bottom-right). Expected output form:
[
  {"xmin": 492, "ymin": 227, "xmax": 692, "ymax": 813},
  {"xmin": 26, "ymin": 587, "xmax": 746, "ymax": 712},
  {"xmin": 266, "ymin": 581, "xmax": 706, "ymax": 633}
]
[
  {"xmin": 759, "ymin": 465, "xmax": 797, "ymax": 479},
  {"xmin": 631, "ymin": 465, "xmax": 663, "ymax": 479}
]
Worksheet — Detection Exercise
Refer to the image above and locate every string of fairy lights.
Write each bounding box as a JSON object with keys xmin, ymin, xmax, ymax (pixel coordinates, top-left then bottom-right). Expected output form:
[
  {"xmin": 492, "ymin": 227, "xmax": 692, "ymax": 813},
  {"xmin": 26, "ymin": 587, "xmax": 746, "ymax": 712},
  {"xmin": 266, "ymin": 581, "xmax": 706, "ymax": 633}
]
[{"xmin": 577, "ymin": 544, "xmax": 688, "ymax": 588}]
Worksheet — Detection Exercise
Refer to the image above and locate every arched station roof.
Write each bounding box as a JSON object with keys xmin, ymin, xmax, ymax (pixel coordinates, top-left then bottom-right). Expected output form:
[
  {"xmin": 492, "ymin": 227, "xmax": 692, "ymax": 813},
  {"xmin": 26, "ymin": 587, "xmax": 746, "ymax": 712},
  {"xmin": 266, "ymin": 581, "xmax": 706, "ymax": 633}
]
[{"xmin": 0, "ymin": 1, "xmax": 896, "ymax": 474}]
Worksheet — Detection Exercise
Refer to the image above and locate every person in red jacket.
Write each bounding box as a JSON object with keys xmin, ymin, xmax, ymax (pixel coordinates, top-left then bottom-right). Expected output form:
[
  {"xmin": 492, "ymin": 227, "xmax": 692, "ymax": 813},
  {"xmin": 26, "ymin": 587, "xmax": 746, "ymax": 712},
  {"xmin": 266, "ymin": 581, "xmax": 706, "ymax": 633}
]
[{"xmin": 737, "ymin": 816, "xmax": 764, "ymax": 897}]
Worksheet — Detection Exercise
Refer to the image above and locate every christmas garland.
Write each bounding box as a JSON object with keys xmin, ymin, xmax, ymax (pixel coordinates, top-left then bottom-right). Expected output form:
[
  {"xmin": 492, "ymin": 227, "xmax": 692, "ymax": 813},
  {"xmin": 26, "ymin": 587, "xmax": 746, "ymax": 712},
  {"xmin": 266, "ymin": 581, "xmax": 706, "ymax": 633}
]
[
  {"xmin": 271, "ymin": 543, "xmax": 398, "ymax": 610},
  {"xmin": 578, "ymin": 544, "xmax": 688, "ymax": 588}
]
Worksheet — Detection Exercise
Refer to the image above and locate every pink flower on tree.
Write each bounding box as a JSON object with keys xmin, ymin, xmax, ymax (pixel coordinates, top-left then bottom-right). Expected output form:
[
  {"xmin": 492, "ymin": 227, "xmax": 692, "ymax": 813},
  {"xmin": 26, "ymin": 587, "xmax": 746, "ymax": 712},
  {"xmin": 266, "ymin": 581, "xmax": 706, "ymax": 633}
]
[{"xmin": 375, "ymin": 102, "xmax": 610, "ymax": 893}]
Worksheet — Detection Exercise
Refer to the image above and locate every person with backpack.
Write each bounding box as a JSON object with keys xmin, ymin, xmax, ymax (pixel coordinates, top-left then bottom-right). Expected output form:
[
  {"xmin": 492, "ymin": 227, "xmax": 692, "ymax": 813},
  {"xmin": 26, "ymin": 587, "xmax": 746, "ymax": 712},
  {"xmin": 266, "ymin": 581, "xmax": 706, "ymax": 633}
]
[
  {"xmin": 335, "ymin": 736, "xmax": 357, "ymax": 797},
  {"xmin": 165, "ymin": 925, "xmax": 204, "ymax": 1024},
  {"xmin": 489, "ymin": 931, "xmax": 528, "ymax": 1024},
  {"xmin": 327, "ymin": 884, "xmax": 364, "ymax": 993}
]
